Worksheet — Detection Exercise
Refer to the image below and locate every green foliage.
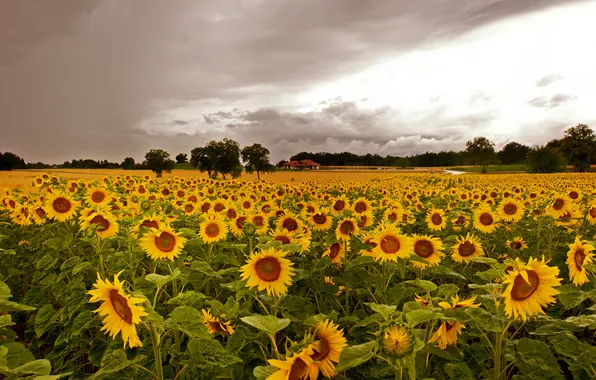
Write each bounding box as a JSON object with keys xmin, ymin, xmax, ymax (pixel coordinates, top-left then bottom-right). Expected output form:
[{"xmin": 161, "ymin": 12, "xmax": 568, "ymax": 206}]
[
  {"xmin": 241, "ymin": 143, "xmax": 274, "ymax": 180},
  {"xmin": 190, "ymin": 138, "xmax": 241, "ymax": 179},
  {"xmin": 526, "ymin": 145, "xmax": 567, "ymax": 173},
  {"xmin": 465, "ymin": 136, "xmax": 497, "ymax": 167},
  {"xmin": 497, "ymin": 141, "xmax": 531, "ymax": 165},
  {"xmin": 560, "ymin": 123, "xmax": 596, "ymax": 171},
  {"xmin": 144, "ymin": 149, "xmax": 175, "ymax": 177}
]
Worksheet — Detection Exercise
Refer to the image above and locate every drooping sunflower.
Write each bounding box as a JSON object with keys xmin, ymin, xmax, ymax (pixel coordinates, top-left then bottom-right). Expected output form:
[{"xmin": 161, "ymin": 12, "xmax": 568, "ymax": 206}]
[
  {"xmin": 411, "ymin": 234, "xmax": 445, "ymax": 269},
  {"xmin": 370, "ymin": 224, "xmax": 412, "ymax": 262},
  {"xmin": 506, "ymin": 237, "xmax": 528, "ymax": 251},
  {"xmin": 86, "ymin": 187, "xmax": 112, "ymax": 208},
  {"xmin": 304, "ymin": 319, "xmax": 348, "ymax": 379},
  {"xmin": 566, "ymin": 236, "xmax": 594, "ymax": 286},
  {"xmin": 380, "ymin": 323, "xmax": 414, "ymax": 358},
  {"xmin": 428, "ymin": 321, "xmax": 465, "ymax": 350},
  {"xmin": 473, "ymin": 205, "xmax": 499, "ymax": 234},
  {"xmin": 80, "ymin": 209, "xmax": 119, "ymax": 239},
  {"xmin": 323, "ymin": 241, "xmax": 349, "ymax": 266},
  {"xmin": 308, "ymin": 208, "xmax": 333, "ymax": 231},
  {"xmin": 267, "ymin": 351, "xmax": 313, "ymax": 380},
  {"xmin": 501, "ymin": 257, "xmax": 562, "ymax": 321},
  {"xmin": 87, "ymin": 271, "xmax": 148, "ymax": 349},
  {"xmin": 139, "ymin": 225, "xmax": 187, "ymax": 261},
  {"xmin": 438, "ymin": 295, "xmax": 480, "ymax": 310},
  {"xmin": 240, "ymin": 248, "xmax": 294, "ymax": 296},
  {"xmin": 425, "ymin": 208, "xmax": 447, "ymax": 231},
  {"xmin": 44, "ymin": 192, "xmax": 79, "ymax": 222},
  {"xmin": 335, "ymin": 218, "xmax": 359, "ymax": 241},
  {"xmin": 497, "ymin": 199, "xmax": 525, "ymax": 222},
  {"xmin": 201, "ymin": 309, "xmax": 235, "ymax": 336},
  {"xmin": 451, "ymin": 233, "xmax": 484, "ymax": 264},
  {"xmin": 199, "ymin": 213, "xmax": 228, "ymax": 244}
]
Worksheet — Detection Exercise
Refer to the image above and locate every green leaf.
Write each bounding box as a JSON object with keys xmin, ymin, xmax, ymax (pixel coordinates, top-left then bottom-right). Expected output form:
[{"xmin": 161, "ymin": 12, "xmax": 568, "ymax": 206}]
[
  {"xmin": 253, "ymin": 365, "xmax": 278, "ymax": 380},
  {"xmin": 186, "ymin": 338, "xmax": 242, "ymax": 369},
  {"xmin": 0, "ymin": 315, "xmax": 14, "ymax": 329},
  {"xmin": 422, "ymin": 344, "xmax": 464, "ymax": 361},
  {"xmin": 335, "ymin": 341, "xmax": 377, "ymax": 373},
  {"xmin": 557, "ymin": 284, "xmax": 588, "ymax": 309},
  {"xmin": 3, "ymin": 342, "xmax": 35, "ymax": 368},
  {"xmin": 405, "ymin": 309, "xmax": 443, "ymax": 326},
  {"xmin": 10, "ymin": 359, "xmax": 51, "ymax": 376},
  {"xmin": 444, "ymin": 363, "xmax": 474, "ymax": 380},
  {"xmin": 437, "ymin": 284, "xmax": 460, "ymax": 298},
  {"xmin": 365, "ymin": 303, "xmax": 397, "ymax": 320},
  {"xmin": 303, "ymin": 312, "xmax": 339, "ymax": 327},
  {"xmin": 468, "ymin": 283, "xmax": 501, "ymax": 293},
  {"xmin": 35, "ymin": 304, "xmax": 59, "ymax": 338},
  {"xmin": 470, "ymin": 257, "xmax": 498, "ymax": 264},
  {"xmin": 72, "ymin": 262, "xmax": 93, "ymax": 275},
  {"xmin": 88, "ymin": 349, "xmax": 145, "ymax": 379},
  {"xmin": 241, "ymin": 315, "xmax": 291, "ymax": 335},
  {"xmin": 515, "ymin": 338, "xmax": 563, "ymax": 379},
  {"xmin": 405, "ymin": 280, "xmax": 437, "ymax": 292},
  {"xmin": 145, "ymin": 268, "xmax": 181, "ymax": 287},
  {"xmin": 190, "ymin": 260, "xmax": 221, "ymax": 278},
  {"xmin": 564, "ymin": 315, "xmax": 596, "ymax": 329},
  {"xmin": 164, "ymin": 306, "xmax": 213, "ymax": 339},
  {"xmin": 465, "ymin": 308, "xmax": 504, "ymax": 332}
]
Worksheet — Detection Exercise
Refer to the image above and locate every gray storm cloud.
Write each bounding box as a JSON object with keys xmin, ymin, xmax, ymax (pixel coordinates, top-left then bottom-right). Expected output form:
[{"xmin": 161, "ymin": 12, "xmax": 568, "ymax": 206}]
[{"xmin": 0, "ymin": 0, "xmax": 592, "ymax": 163}]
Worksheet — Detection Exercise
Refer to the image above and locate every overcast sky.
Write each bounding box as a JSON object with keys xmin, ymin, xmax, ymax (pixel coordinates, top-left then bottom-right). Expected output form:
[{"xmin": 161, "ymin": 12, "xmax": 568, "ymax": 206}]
[{"xmin": 1, "ymin": 0, "xmax": 595, "ymax": 164}]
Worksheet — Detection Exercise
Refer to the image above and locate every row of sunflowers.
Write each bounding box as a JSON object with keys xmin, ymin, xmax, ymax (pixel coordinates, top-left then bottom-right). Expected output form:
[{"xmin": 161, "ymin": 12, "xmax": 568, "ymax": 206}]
[{"xmin": 0, "ymin": 172, "xmax": 595, "ymax": 379}]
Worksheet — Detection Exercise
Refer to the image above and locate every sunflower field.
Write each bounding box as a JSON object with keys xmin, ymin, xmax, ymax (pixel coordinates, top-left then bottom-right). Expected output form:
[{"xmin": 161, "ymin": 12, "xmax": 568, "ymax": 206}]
[{"xmin": 1, "ymin": 172, "xmax": 596, "ymax": 379}]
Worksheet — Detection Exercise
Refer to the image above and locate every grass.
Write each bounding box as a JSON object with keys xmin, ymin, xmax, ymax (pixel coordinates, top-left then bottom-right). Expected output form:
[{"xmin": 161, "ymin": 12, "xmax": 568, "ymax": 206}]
[{"xmin": 449, "ymin": 164, "xmax": 528, "ymax": 173}]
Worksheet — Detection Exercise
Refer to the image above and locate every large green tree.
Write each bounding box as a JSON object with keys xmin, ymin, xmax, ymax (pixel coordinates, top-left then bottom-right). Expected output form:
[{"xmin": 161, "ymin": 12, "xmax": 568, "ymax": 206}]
[
  {"xmin": 190, "ymin": 138, "xmax": 242, "ymax": 179},
  {"xmin": 526, "ymin": 145, "xmax": 566, "ymax": 173},
  {"xmin": 560, "ymin": 124, "xmax": 596, "ymax": 172},
  {"xmin": 0, "ymin": 152, "xmax": 26, "ymax": 171},
  {"xmin": 121, "ymin": 157, "xmax": 135, "ymax": 169},
  {"xmin": 497, "ymin": 142, "xmax": 531, "ymax": 165},
  {"xmin": 465, "ymin": 137, "xmax": 497, "ymax": 169},
  {"xmin": 175, "ymin": 153, "xmax": 188, "ymax": 164},
  {"xmin": 241, "ymin": 143, "xmax": 274, "ymax": 180},
  {"xmin": 144, "ymin": 149, "xmax": 175, "ymax": 177}
]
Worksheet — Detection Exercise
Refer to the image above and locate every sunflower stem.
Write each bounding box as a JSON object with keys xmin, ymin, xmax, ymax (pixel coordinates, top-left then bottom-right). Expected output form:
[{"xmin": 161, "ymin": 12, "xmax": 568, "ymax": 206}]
[
  {"xmin": 268, "ymin": 333, "xmax": 281, "ymax": 360},
  {"xmin": 148, "ymin": 322, "xmax": 164, "ymax": 380},
  {"xmin": 344, "ymin": 239, "xmax": 350, "ymax": 316},
  {"xmin": 494, "ymin": 330, "xmax": 503, "ymax": 380},
  {"xmin": 171, "ymin": 273, "xmax": 181, "ymax": 375}
]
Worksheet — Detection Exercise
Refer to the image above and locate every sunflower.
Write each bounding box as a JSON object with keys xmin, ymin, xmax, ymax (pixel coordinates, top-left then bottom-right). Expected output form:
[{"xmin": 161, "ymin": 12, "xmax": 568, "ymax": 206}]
[
  {"xmin": 240, "ymin": 248, "xmax": 294, "ymax": 296},
  {"xmin": 271, "ymin": 228, "xmax": 296, "ymax": 246},
  {"xmin": 139, "ymin": 225, "xmax": 187, "ymax": 261},
  {"xmin": 230, "ymin": 215, "xmax": 248, "ymax": 237},
  {"xmin": 566, "ymin": 236, "xmax": 594, "ymax": 286},
  {"xmin": 323, "ymin": 241, "xmax": 349, "ymax": 266},
  {"xmin": 330, "ymin": 195, "xmax": 350, "ymax": 215},
  {"xmin": 250, "ymin": 212, "xmax": 270, "ymax": 234},
  {"xmin": 335, "ymin": 218, "xmax": 359, "ymax": 241},
  {"xmin": 370, "ymin": 224, "xmax": 412, "ymax": 262},
  {"xmin": 501, "ymin": 257, "xmax": 562, "ymax": 321},
  {"xmin": 586, "ymin": 202, "xmax": 596, "ymax": 225},
  {"xmin": 547, "ymin": 194, "xmax": 572, "ymax": 218},
  {"xmin": 308, "ymin": 208, "xmax": 333, "ymax": 231},
  {"xmin": 80, "ymin": 209, "xmax": 119, "ymax": 239},
  {"xmin": 10, "ymin": 205, "xmax": 32, "ymax": 226},
  {"xmin": 497, "ymin": 199, "xmax": 525, "ymax": 222},
  {"xmin": 506, "ymin": 237, "xmax": 528, "ymax": 251},
  {"xmin": 86, "ymin": 187, "xmax": 112, "ymax": 207},
  {"xmin": 87, "ymin": 272, "xmax": 147, "ymax": 349},
  {"xmin": 426, "ymin": 208, "xmax": 447, "ymax": 231},
  {"xmin": 30, "ymin": 202, "xmax": 47, "ymax": 224},
  {"xmin": 304, "ymin": 319, "xmax": 347, "ymax": 379},
  {"xmin": 44, "ymin": 192, "xmax": 79, "ymax": 222},
  {"xmin": 451, "ymin": 233, "xmax": 484, "ymax": 264},
  {"xmin": 352, "ymin": 197, "xmax": 372, "ymax": 214},
  {"xmin": 473, "ymin": 205, "xmax": 499, "ymax": 234},
  {"xmin": 133, "ymin": 214, "xmax": 164, "ymax": 236},
  {"xmin": 356, "ymin": 212, "xmax": 374, "ymax": 229},
  {"xmin": 438, "ymin": 295, "xmax": 480, "ymax": 310},
  {"xmin": 201, "ymin": 309, "xmax": 235, "ymax": 336},
  {"xmin": 277, "ymin": 213, "xmax": 303, "ymax": 233},
  {"xmin": 567, "ymin": 187, "xmax": 582, "ymax": 201},
  {"xmin": 199, "ymin": 213, "xmax": 228, "ymax": 243},
  {"xmin": 428, "ymin": 321, "xmax": 465, "ymax": 349},
  {"xmin": 267, "ymin": 351, "xmax": 313, "ymax": 380},
  {"xmin": 381, "ymin": 323, "xmax": 414, "ymax": 358},
  {"xmin": 411, "ymin": 234, "xmax": 444, "ymax": 269},
  {"xmin": 451, "ymin": 213, "xmax": 469, "ymax": 231},
  {"xmin": 383, "ymin": 207, "xmax": 401, "ymax": 223}
]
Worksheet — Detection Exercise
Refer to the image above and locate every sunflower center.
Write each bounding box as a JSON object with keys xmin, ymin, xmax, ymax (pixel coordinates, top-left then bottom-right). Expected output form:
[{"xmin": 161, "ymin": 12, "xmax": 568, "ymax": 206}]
[
  {"xmin": 35, "ymin": 207, "xmax": 46, "ymax": 217},
  {"xmin": 589, "ymin": 208, "xmax": 596, "ymax": 218},
  {"xmin": 288, "ymin": 357, "xmax": 308, "ymax": 380},
  {"xmin": 455, "ymin": 216, "xmax": 466, "ymax": 225},
  {"xmin": 503, "ymin": 204, "xmax": 517, "ymax": 215},
  {"xmin": 91, "ymin": 191, "xmax": 105, "ymax": 203},
  {"xmin": 512, "ymin": 241, "xmax": 523, "ymax": 249},
  {"xmin": 354, "ymin": 202, "xmax": 367, "ymax": 213},
  {"xmin": 553, "ymin": 199, "xmax": 564, "ymax": 210},
  {"xmin": 214, "ymin": 203, "xmax": 225, "ymax": 212},
  {"xmin": 511, "ymin": 270, "xmax": 540, "ymax": 301},
  {"xmin": 205, "ymin": 222, "xmax": 220, "ymax": 238},
  {"xmin": 253, "ymin": 216, "xmax": 264, "ymax": 227},
  {"xmin": 109, "ymin": 289, "xmax": 133, "ymax": 324},
  {"xmin": 387, "ymin": 212, "xmax": 397, "ymax": 222},
  {"xmin": 254, "ymin": 257, "xmax": 281, "ymax": 282},
  {"xmin": 329, "ymin": 242, "xmax": 341, "ymax": 259},
  {"xmin": 243, "ymin": 201, "xmax": 251, "ymax": 209},
  {"xmin": 307, "ymin": 205, "xmax": 315, "ymax": 213},
  {"xmin": 414, "ymin": 240, "xmax": 434, "ymax": 258},
  {"xmin": 162, "ymin": 189, "xmax": 170, "ymax": 196},
  {"xmin": 310, "ymin": 337, "xmax": 330, "ymax": 361},
  {"xmin": 185, "ymin": 204, "xmax": 194, "ymax": 212},
  {"xmin": 155, "ymin": 232, "xmax": 176, "ymax": 252},
  {"xmin": 479, "ymin": 212, "xmax": 493, "ymax": 226},
  {"xmin": 141, "ymin": 220, "xmax": 159, "ymax": 229},
  {"xmin": 226, "ymin": 208, "xmax": 237, "ymax": 219},
  {"xmin": 445, "ymin": 321, "xmax": 456, "ymax": 332},
  {"xmin": 431, "ymin": 213, "xmax": 442, "ymax": 225},
  {"xmin": 201, "ymin": 202, "xmax": 211, "ymax": 212},
  {"xmin": 282, "ymin": 218, "xmax": 298, "ymax": 231},
  {"xmin": 333, "ymin": 200, "xmax": 345, "ymax": 211},
  {"xmin": 458, "ymin": 241, "xmax": 476, "ymax": 257},
  {"xmin": 275, "ymin": 236, "xmax": 291, "ymax": 244},
  {"xmin": 90, "ymin": 214, "xmax": 110, "ymax": 231},
  {"xmin": 380, "ymin": 236, "xmax": 400, "ymax": 254},
  {"xmin": 313, "ymin": 214, "xmax": 327, "ymax": 224},
  {"xmin": 236, "ymin": 216, "xmax": 247, "ymax": 229},
  {"xmin": 357, "ymin": 215, "xmax": 368, "ymax": 227},
  {"xmin": 339, "ymin": 220, "xmax": 355, "ymax": 236},
  {"xmin": 569, "ymin": 191, "xmax": 579, "ymax": 199},
  {"xmin": 574, "ymin": 248, "xmax": 586, "ymax": 270},
  {"xmin": 52, "ymin": 197, "xmax": 71, "ymax": 213}
]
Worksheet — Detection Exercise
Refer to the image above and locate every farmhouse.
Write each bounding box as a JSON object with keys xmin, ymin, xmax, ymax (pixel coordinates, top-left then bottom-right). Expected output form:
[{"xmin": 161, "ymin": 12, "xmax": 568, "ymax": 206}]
[{"xmin": 282, "ymin": 159, "xmax": 321, "ymax": 170}]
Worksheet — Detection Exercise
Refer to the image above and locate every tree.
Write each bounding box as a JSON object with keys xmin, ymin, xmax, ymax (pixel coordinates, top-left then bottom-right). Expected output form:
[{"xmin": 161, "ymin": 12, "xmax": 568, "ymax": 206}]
[
  {"xmin": 122, "ymin": 157, "xmax": 136, "ymax": 169},
  {"xmin": 241, "ymin": 143, "xmax": 274, "ymax": 180},
  {"xmin": 526, "ymin": 145, "xmax": 566, "ymax": 173},
  {"xmin": 497, "ymin": 142, "xmax": 531, "ymax": 165},
  {"xmin": 465, "ymin": 137, "xmax": 497, "ymax": 169},
  {"xmin": 144, "ymin": 149, "xmax": 175, "ymax": 177},
  {"xmin": 395, "ymin": 157, "xmax": 410, "ymax": 168},
  {"xmin": 190, "ymin": 138, "xmax": 242, "ymax": 179},
  {"xmin": 175, "ymin": 153, "xmax": 188, "ymax": 164},
  {"xmin": 0, "ymin": 152, "xmax": 26, "ymax": 171},
  {"xmin": 560, "ymin": 124, "xmax": 596, "ymax": 172}
]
